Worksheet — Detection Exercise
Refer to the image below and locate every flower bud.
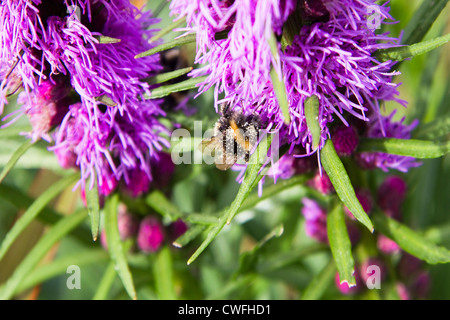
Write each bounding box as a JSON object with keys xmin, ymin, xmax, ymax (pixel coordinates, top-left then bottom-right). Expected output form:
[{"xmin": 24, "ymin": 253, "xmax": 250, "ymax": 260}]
[{"xmin": 137, "ymin": 216, "xmax": 165, "ymax": 253}]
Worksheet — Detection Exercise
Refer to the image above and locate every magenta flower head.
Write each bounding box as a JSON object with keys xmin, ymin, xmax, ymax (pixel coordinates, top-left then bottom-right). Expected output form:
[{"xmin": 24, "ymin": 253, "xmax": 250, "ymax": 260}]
[
  {"xmin": 301, "ymin": 197, "xmax": 328, "ymax": 243},
  {"xmin": 377, "ymin": 234, "xmax": 400, "ymax": 255},
  {"xmin": 377, "ymin": 175, "xmax": 408, "ymax": 220},
  {"xmin": 170, "ymin": 0, "xmax": 405, "ymax": 165},
  {"xmin": 137, "ymin": 216, "xmax": 165, "ymax": 253},
  {"xmin": 1, "ymin": 1, "xmax": 169, "ymax": 196}
]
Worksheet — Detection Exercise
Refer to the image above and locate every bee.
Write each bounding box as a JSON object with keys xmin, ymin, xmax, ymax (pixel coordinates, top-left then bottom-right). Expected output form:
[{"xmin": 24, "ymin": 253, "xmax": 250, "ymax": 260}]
[{"xmin": 200, "ymin": 103, "xmax": 261, "ymax": 171}]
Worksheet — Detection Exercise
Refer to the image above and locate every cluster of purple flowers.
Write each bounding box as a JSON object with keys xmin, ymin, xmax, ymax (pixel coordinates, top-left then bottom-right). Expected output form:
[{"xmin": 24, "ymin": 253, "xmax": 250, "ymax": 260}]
[
  {"xmin": 0, "ymin": 0, "xmax": 170, "ymax": 197},
  {"xmin": 169, "ymin": 0, "xmax": 417, "ymax": 171},
  {"xmin": 302, "ymin": 174, "xmax": 430, "ymax": 299}
]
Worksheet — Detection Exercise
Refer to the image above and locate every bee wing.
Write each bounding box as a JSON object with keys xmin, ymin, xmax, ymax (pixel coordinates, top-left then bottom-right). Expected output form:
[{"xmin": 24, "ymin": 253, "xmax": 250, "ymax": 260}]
[
  {"xmin": 215, "ymin": 153, "xmax": 237, "ymax": 171},
  {"xmin": 199, "ymin": 136, "xmax": 217, "ymax": 157}
]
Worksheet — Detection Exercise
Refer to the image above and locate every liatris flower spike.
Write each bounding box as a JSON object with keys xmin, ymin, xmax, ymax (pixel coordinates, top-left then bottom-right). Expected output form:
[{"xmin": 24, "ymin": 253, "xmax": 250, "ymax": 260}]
[{"xmin": 0, "ymin": 0, "xmax": 169, "ymax": 196}]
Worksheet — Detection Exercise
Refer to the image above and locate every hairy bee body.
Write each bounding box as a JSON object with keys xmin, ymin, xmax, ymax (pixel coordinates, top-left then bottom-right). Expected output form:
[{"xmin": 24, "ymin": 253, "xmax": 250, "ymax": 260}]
[{"xmin": 201, "ymin": 104, "xmax": 261, "ymax": 170}]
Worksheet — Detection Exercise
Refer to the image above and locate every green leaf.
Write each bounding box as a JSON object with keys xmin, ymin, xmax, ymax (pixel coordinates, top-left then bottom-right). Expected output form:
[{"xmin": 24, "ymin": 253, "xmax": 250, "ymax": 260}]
[
  {"xmin": 85, "ymin": 172, "xmax": 100, "ymax": 241},
  {"xmin": 153, "ymin": 246, "xmax": 177, "ymax": 300},
  {"xmin": 301, "ymin": 259, "xmax": 336, "ymax": 300},
  {"xmin": 256, "ymin": 243, "xmax": 327, "ymax": 274},
  {"xmin": 0, "ymin": 139, "xmax": 61, "ymax": 171},
  {"xmin": 135, "ymin": 33, "xmax": 197, "ymax": 59},
  {"xmin": 226, "ymin": 133, "xmax": 273, "ymax": 224},
  {"xmin": 376, "ymin": 33, "xmax": 450, "ymax": 63},
  {"xmin": 321, "ymin": 139, "xmax": 373, "ymax": 232},
  {"xmin": 235, "ymin": 224, "xmax": 284, "ymax": 276},
  {"xmin": 187, "ymin": 133, "xmax": 273, "ymax": 265},
  {"xmin": 0, "ymin": 173, "xmax": 79, "ymax": 262},
  {"xmin": 0, "ymin": 139, "xmax": 34, "ymax": 184},
  {"xmin": 268, "ymin": 32, "xmax": 290, "ymax": 124},
  {"xmin": 304, "ymin": 95, "xmax": 321, "ymax": 150},
  {"xmin": 0, "ymin": 183, "xmax": 92, "ymax": 244},
  {"xmin": 148, "ymin": 17, "xmax": 187, "ymax": 44},
  {"xmin": 414, "ymin": 114, "xmax": 450, "ymax": 140},
  {"xmin": 239, "ymin": 174, "xmax": 310, "ymax": 213},
  {"xmin": 327, "ymin": 203, "xmax": 356, "ymax": 288},
  {"xmin": 95, "ymin": 35, "xmax": 121, "ymax": 44},
  {"xmin": 358, "ymin": 138, "xmax": 450, "ymax": 158},
  {"xmin": 372, "ymin": 211, "xmax": 450, "ymax": 264},
  {"xmin": 104, "ymin": 194, "xmax": 136, "ymax": 300},
  {"xmin": 0, "ymin": 208, "xmax": 88, "ymax": 300},
  {"xmin": 146, "ymin": 190, "xmax": 183, "ymax": 221},
  {"xmin": 145, "ymin": 76, "xmax": 207, "ymax": 99},
  {"xmin": 147, "ymin": 67, "xmax": 193, "ymax": 85},
  {"xmin": 402, "ymin": 0, "xmax": 449, "ymax": 45},
  {"xmin": 93, "ymin": 261, "xmax": 117, "ymax": 300},
  {"xmin": 172, "ymin": 224, "xmax": 206, "ymax": 248},
  {"xmin": 423, "ymin": 223, "xmax": 450, "ymax": 245},
  {"xmin": 18, "ymin": 249, "xmax": 108, "ymax": 295}
]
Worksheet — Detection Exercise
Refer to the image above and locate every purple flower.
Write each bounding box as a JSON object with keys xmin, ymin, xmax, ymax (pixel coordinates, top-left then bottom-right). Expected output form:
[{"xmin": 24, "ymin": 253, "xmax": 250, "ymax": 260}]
[
  {"xmin": 331, "ymin": 124, "xmax": 359, "ymax": 157},
  {"xmin": 377, "ymin": 234, "xmax": 400, "ymax": 254},
  {"xmin": 137, "ymin": 216, "xmax": 165, "ymax": 253},
  {"xmin": 301, "ymin": 197, "xmax": 328, "ymax": 243},
  {"xmin": 377, "ymin": 175, "xmax": 408, "ymax": 220},
  {"xmin": 170, "ymin": 0, "xmax": 405, "ymax": 162},
  {"xmin": 1, "ymin": 1, "xmax": 169, "ymax": 196},
  {"xmin": 307, "ymin": 171, "xmax": 335, "ymax": 195},
  {"xmin": 356, "ymin": 111, "xmax": 422, "ymax": 172}
]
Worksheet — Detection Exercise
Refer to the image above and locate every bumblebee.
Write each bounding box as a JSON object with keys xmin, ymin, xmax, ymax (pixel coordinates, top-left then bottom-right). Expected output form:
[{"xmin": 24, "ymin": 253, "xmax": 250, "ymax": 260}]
[{"xmin": 201, "ymin": 104, "xmax": 261, "ymax": 170}]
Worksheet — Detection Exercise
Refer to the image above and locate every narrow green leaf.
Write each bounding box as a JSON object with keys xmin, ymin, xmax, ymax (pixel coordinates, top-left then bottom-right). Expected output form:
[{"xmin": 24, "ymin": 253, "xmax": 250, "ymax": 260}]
[
  {"xmin": 145, "ymin": 76, "xmax": 207, "ymax": 99},
  {"xmin": 135, "ymin": 33, "xmax": 197, "ymax": 59},
  {"xmin": 256, "ymin": 243, "xmax": 327, "ymax": 274},
  {"xmin": 402, "ymin": 0, "xmax": 449, "ymax": 45},
  {"xmin": 235, "ymin": 225, "xmax": 284, "ymax": 276},
  {"xmin": 239, "ymin": 174, "xmax": 310, "ymax": 213},
  {"xmin": 95, "ymin": 95, "xmax": 117, "ymax": 106},
  {"xmin": 0, "ymin": 209, "xmax": 88, "ymax": 300},
  {"xmin": 153, "ymin": 246, "xmax": 177, "ymax": 300},
  {"xmin": 327, "ymin": 203, "xmax": 356, "ymax": 288},
  {"xmin": 147, "ymin": 67, "xmax": 193, "ymax": 85},
  {"xmin": 372, "ymin": 210, "xmax": 450, "ymax": 264},
  {"xmin": 172, "ymin": 224, "xmax": 206, "ymax": 248},
  {"xmin": 0, "ymin": 183, "xmax": 92, "ymax": 244},
  {"xmin": 187, "ymin": 134, "xmax": 273, "ymax": 265},
  {"xmin": 95, "ymin": 35, "xmax": 121, "ymax": 44},
  {"xmin": 146, "ymin": 190, "xmax": 183, "ymax": 221},
  {"xmin": 423, "ymin": 223, "xmax": 450, "ymax": 245},
  {"xmin": 376, "ymin": 33, "xmax": 450, "ymax": 63},
  {"xmin": 18, "ymin": 249, "xmax": 108, "ymax": 294},
  {"xmin": 104, "ymin": 194, "xmax": 136, "ymax": 300},
  {"xmin": 226, "ymin": 133, "xmax": 273, "ymax": 224},
  {"xmin": 0, "ymin": 173, "xmax": 79, "ymax": 262},
  {"xmin": 304, "ymin": 95, "xmax": 321, "ymax": 150},
  {"xmin": 321, "ymin": 139, "xmax": 373, "ymax": 232},
  {"xmin": 358, "ymin": 138, "xmax": 450, "ymax": 159},
  {"xmin": 153, "ymin": 0, "xmax": 168, "ymax": 17},
  {"xmin": 0, "ymin": 139, "xmax": 34, "ymax": 184},
  {"xmin": 414, "ymin": 114, "xmax": 450, "ymax": 140},
  {"xmin": 301, "ymin": 259, "xmax": 336, "ymax": 300},
  {"xmin": 149, "ymin": 17, "xmax": 186, "ymax": 44},
  {"xmin": 85, "ymin": 172, "xmax": 100, "ymax": 241},
  {"xmin": 268, "ymin": 32, "xmax": 290, "ymax": 124},
  {"xmin": 93, "ymin": 261, "xmax": 117, "ymax": 300},
  {"xmin": 93, "ymin": 240, "xmax": 133, "ymax": 300}
]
